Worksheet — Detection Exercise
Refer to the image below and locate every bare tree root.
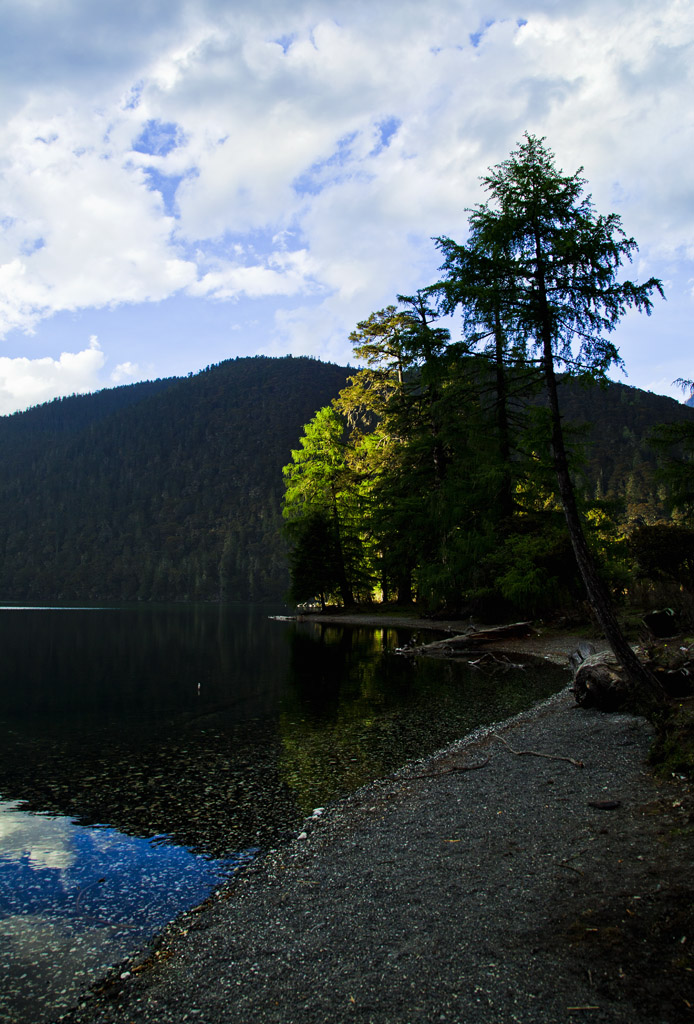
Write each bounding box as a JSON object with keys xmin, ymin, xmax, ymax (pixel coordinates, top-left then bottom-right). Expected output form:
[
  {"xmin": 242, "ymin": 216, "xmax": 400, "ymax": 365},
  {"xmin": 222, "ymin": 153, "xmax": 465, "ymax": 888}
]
[
  {"xmin": 409, "ymin": 757, "xmax": 491, "ymax": 779},
  {"xmin": 493, "ymin": 732, "xmax": 584, "ymax": 768}
]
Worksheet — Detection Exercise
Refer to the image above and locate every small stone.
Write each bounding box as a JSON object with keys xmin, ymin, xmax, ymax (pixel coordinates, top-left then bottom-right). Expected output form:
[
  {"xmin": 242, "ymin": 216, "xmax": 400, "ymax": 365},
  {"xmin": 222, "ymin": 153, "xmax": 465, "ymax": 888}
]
[{"xmin": 297, "ymin": 832, "xmax": 308, "ymax": 840}]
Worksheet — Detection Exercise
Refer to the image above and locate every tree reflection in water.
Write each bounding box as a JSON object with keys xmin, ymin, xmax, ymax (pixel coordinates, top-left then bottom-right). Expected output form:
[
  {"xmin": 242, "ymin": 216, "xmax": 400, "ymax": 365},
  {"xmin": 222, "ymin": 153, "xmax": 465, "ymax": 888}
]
[{"xmin": 0, "ymin": 604, "xmax": 566, "ymax": 1024}]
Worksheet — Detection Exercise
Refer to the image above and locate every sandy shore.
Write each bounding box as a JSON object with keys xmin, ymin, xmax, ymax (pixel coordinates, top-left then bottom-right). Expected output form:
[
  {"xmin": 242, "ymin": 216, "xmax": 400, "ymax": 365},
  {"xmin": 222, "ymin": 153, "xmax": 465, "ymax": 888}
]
[{"xmin": 63, "ymin": 680, "xmax": 694, "ymax": 1024}]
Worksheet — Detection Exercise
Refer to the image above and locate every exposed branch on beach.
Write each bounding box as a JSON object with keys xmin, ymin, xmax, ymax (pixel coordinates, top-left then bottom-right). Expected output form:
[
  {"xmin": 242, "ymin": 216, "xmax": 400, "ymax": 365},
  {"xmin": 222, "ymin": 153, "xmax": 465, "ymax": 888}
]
[
  {"xmin": 493, "ymin": 732, "xmax": 584, "ymax": 768},
  {"xmin": 409, "ymin": 757, "xmax": 490, "ymax": 779},
  {"xmin": 558, "ymin": 845, "xmax": 594, "ymax": 876},
  {"xmin": 558, "ymin": 861, "xmax": 584, "ymax": 876}
]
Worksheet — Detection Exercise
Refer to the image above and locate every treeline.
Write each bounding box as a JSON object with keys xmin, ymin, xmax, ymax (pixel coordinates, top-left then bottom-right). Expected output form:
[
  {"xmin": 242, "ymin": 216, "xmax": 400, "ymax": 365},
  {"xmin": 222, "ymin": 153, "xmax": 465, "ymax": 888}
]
[
  {"xmin": 0, "ymin": 356, "xmax": 350, "ymax": 603},
  {"xmin": 282, "ymin": 137, "xmax": 694, "ymax": 625},
  {"xmin": 0, "ymin": 352, "xmax": 690, "ymax": 608},
  {"xmin": 283, "ymin": 336, "xmax": 694, "ymax": 618}
]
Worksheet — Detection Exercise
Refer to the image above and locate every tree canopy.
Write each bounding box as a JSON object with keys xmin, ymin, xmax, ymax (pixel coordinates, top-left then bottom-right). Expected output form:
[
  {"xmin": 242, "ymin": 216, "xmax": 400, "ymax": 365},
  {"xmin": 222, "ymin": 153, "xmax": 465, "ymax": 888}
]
[
  {"xmin": 457, "ymin": 134, "xmax": 664, "ymax": 694},
  {"xmin": 283, "ymin": 136, "xmax": 684, "ymax": 699}
]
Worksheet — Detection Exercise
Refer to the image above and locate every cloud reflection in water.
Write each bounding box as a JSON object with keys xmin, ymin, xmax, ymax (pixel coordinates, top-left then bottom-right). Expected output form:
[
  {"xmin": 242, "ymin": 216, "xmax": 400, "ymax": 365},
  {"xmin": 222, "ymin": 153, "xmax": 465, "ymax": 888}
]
[{"xmin": 0, "ymin": 799, "xmax": 249, "ymax": 1024}]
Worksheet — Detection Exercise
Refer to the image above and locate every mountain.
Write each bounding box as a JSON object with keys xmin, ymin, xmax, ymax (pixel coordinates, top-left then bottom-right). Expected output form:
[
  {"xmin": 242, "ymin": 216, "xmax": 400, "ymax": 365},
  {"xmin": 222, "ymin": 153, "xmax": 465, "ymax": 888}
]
[
  {"xmin": 0, "ymin": 356, "xmax": 350, "ymax": 603},
  {"xmin": 558, "ymin": 379, "xmax": 694, "ymax": 515},
  {"xmin": 0, "ymin": 358, "xmax": 691, "ymax": 604}
]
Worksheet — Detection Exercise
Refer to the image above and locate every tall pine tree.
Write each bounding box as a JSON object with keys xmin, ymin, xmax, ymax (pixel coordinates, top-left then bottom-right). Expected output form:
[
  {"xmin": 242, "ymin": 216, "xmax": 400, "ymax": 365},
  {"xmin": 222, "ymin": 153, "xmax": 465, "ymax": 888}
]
[{"xmin": 467, "ymin": 134, "xmax": 664, "ymax": 697}]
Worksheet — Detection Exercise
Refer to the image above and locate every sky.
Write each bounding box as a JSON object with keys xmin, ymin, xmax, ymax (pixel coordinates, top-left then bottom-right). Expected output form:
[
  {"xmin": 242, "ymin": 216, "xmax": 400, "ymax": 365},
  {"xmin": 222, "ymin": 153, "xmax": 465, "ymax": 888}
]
[{"xmin": 0, "ymin": 0, "xmax": 692, "ymax": 415}]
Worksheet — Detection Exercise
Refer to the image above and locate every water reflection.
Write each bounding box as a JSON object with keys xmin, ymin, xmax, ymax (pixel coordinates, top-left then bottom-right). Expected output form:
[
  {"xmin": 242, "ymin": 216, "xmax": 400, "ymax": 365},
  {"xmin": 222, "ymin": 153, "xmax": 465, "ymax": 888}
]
[
  {"xmin": 0, "ymin": 604, "xmax": 301, "ymax": 859},
  {"xmin": 0, "ymin": 799, "xmax": 247, "ymax": 1024},
  {"xmin": 0, "ymin": 605, "xmax": 568, "ymax": 1023},
  {"xmin": 0, "ymin": 603, "xmax": 288, "ymax": 719},
  {"xmin": 0, "ymin": 610, "xmax": 568, "ymax": 854},
  {"xmin": 0, "ymin": 604, "xmax": 302, "ymax": 1023},
  {"xmin": 278, "ymin": 620, "xmax": 567, "ymax": 813}
]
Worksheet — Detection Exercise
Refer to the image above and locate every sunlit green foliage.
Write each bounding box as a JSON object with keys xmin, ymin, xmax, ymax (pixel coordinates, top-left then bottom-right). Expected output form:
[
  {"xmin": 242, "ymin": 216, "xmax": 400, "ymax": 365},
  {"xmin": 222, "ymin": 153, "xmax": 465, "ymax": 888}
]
[
  {"xmin": 283, "ymin": 138, "xmax": 692, "ymax": 634},
  {"xmin": 282, "ymin": 406, "xmax": 374, "ymax": 606}
]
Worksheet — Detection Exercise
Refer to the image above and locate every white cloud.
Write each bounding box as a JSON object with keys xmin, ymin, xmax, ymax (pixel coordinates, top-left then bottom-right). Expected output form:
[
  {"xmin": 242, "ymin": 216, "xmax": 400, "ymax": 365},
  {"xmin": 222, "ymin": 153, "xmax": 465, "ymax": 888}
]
[
  {"xmin": 0, "ymin": 799, "xmax": 76, "ymax": 870},
  {"xmin": 189, "ymin": 248, "xmax": 318, "ymax": 300},
  {"xmin": 0, "ymin": 336, "xmax": 106, "ymax": 414},
  {"xmin": 0, "ymin": 108, "xmax": 198, "ymax": 336},
  {"xmin": 0, "ymin": 0, "xmax": 691, "ymax": 402},
  {"xmin": 111, "ymin": 360, "xmax": 140, "ymax": 383}
]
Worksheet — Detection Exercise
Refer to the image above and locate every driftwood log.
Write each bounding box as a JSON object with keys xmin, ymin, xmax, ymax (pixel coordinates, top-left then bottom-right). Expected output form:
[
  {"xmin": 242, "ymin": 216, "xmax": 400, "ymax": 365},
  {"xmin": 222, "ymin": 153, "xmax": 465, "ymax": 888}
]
[
  {"xmin": 460, "ymin": 621, "xmax": 534, "ymax": 645},
  {"xmin": 571, "ymin": 648, "xmax": 632, "ymax": 711},
  {"xmin": 572, "ymin": 635, "xmax": 694, "ymax": 709},
  {"xmin": 409, "ymin": 621, "xmax": 534, "ymax": 658}
]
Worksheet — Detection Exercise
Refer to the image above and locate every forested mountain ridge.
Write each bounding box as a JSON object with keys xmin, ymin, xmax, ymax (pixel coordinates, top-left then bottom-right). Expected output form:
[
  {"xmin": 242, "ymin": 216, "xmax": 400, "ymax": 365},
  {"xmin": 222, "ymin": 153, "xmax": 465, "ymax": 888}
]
[
  {"xmin": 558, "ymin": 379, "xmax": 694, "ymax": 516},
  {"xmin": 0, "ymin": 355, "xmax": 691, "ymax": 605},
  {"xmin": 0, "ymin": 356, "xmax": 350, "ymax": 603}
]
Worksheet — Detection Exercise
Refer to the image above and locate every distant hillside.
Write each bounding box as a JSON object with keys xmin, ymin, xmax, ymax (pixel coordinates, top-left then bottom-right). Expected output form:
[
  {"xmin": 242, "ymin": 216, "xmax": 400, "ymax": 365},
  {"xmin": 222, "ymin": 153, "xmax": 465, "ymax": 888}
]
[
  {"xmin": 558, "ymin": 379, "xmax": 694, "ymax": 516},
  {"xmin": 0, "ymin": 356, "xmax": 350, "ymax": 603},
  {"xmin": 0, "ymin": 359, "xmax": 691, "ymax": 604}
]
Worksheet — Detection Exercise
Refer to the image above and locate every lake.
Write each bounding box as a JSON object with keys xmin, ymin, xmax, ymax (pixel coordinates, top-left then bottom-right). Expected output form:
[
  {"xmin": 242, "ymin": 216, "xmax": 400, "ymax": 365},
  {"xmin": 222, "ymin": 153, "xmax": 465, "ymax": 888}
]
[{"xmin": 0, "ymin": 603, "xmax": 568, "ymax": 1022}]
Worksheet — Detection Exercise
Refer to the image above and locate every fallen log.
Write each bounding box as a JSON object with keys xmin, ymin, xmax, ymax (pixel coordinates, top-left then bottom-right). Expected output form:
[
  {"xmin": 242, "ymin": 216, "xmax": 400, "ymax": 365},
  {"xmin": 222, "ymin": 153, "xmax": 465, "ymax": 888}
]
[
  {"xmin": 460, "ymin": 621, "xmax": 534, "ymax": 645},
  {"xmin": 572, "ymin": 650, "xmax": 631, "ymax": 711},
  {"xmin": 413, "ymin": 621, "xmax": 535, "ymax": 657},
  {"xmin": 572, "ymin": 638, "xmax": 694, "ymax": 709}
]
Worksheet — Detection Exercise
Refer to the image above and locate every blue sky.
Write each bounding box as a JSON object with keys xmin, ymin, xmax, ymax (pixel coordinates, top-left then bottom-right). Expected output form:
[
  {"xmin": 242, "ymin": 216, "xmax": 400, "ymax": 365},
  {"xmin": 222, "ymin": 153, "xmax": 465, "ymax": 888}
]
[{"xmin": 0, "ymin": 0, "xmax": 692, "ymax": 413}]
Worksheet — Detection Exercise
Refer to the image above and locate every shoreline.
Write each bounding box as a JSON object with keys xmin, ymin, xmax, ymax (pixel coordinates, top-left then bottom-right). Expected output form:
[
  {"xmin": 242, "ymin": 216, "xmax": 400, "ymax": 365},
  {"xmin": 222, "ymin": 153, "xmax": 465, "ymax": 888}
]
[
  {"xmin": 63, "ymin": 678, "xmax": 694, "ymax": 1024},
  {"xmin": 292, "ymin": 610, "xmax": 611, "ymax": 666}
]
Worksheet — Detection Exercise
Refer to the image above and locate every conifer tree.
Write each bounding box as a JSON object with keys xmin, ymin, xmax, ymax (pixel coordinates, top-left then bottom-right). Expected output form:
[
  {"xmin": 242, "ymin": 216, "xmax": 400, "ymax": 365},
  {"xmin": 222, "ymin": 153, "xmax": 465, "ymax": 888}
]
[
  {"xmin": 432, "ymin": 234, "xmax": 530, "ymax": 521},
  {"xmin": 468, "ymin": 134, "xmax": 664, "ymax": 697},
  {"xmin": 335, "ymin": 298, "xmax": 452, "ymax": 603},
  {"xmin": 282, "ymin": 406, "xmax": 359, "ymax": 607}
]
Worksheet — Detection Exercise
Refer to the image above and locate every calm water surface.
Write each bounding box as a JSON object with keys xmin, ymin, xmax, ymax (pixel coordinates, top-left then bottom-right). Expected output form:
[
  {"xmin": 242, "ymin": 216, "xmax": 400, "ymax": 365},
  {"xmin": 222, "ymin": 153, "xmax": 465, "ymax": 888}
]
[{"xmin": 0, "ymin": 603, "xmax": 568, "ymax": 1022}]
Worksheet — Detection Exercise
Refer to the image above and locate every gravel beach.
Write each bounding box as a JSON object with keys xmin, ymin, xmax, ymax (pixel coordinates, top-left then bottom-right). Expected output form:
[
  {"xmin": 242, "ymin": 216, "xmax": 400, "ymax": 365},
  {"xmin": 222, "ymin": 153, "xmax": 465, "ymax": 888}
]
[{"xmin": 62, "ymin": 684, "xmax": 694, "ymax": 1024}]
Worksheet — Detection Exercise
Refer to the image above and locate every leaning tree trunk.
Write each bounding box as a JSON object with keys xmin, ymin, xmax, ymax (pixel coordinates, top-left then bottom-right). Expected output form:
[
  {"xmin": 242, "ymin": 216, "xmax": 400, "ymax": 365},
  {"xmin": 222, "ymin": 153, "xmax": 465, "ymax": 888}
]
[
  {"xmin": 532, "ymin": 244, "xmax": 664, "ymax": 702},
  {"xmin": 541, "ymin": 351, "xmax": 664, "ymax": 701},
  {"xmin": 492, "ymin": 304, "xmax": 515, "ymax": 522}
]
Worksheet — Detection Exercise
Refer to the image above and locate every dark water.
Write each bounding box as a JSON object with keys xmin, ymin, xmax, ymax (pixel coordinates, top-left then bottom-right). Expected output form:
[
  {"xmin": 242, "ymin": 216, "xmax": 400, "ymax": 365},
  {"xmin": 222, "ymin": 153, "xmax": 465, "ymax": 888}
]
[{"xmin": 0, "ymin": 604, "xmax": 568, "ymax": 1022}]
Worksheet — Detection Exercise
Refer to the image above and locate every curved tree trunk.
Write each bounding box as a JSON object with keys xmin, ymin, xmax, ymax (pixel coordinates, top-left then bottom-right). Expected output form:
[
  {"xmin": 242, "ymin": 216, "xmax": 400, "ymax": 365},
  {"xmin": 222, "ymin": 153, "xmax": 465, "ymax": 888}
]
[
  {"xmin": 532, "ymin": 236, "xmax": 663, "ymax": 702},
  {"xmin": 492, "ymin": 305, "xmax": 514, "ymax": 521},
  {"xmin": 540, "ymin": 342, "xmax": 664, "ymax": 700}
]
